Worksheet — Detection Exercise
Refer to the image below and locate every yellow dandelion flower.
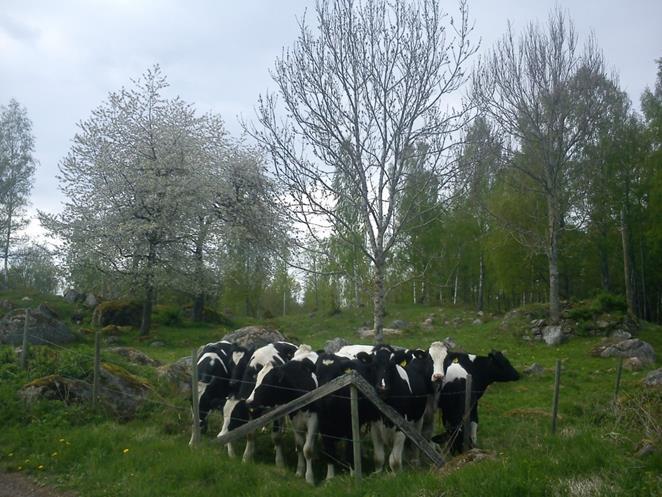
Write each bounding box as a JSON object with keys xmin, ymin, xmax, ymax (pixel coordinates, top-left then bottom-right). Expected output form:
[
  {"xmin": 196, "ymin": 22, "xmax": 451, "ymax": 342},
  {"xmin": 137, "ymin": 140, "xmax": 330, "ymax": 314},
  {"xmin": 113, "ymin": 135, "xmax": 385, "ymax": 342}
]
[
  {"xmin": 38, "ymin": 465, "xmax": 44, "ymax": 470},
  {"xmin": 51, "ymin": 452, "xmax": 58, "ymax": 457},
  {"xmin": 123, "ymin": 448, "xmax": 129, "ymax": 454},
  {"xmin": 59, "ymin": 438, "xmax": 66, "ymax": 443}
]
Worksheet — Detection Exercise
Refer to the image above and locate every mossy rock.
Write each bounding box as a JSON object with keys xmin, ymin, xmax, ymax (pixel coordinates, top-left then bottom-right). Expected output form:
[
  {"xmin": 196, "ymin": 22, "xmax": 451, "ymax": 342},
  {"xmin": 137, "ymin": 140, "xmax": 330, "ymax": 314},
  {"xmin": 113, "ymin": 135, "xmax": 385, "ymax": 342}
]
[
  {"xmin": 182, "ymin": 304, "xmax": 234, "ymax": 326},
  {"xmin": 92, "ymin": 300, "xmax": 142, "ymax": 328}
]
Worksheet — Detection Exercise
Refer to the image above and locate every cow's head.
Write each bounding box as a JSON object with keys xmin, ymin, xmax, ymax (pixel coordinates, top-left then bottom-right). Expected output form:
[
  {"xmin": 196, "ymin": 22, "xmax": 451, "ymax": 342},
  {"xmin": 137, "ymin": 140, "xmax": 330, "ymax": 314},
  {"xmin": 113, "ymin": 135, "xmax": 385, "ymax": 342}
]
[
  {"xmin": 488, "ymin": 350, "xmax": 520, "ymax": 382},
  {"xmin": 429, "ymin": 341, "xmax": 449, "ymax": 383},
  {"xmin": 228, "ymin": 346, "xmax": 251, "ymax": 394},
  {"xmin": 372, "ymin": 346, "xmax": 407, "ymax": 398}
]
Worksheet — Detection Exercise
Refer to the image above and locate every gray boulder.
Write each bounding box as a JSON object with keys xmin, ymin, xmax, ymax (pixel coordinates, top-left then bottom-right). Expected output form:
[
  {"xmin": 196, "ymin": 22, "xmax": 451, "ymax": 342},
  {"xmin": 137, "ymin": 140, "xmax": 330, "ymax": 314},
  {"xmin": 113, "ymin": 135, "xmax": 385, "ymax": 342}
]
[
  {"xmin": 0, "ymin": 307, "xmax": 77, "ymax": 346},
  {"xmin": 324, "ymin": 337, "xmax": 350, "ymax": 354},
  {"xmin": 597, "ymin": 339, "xmax": 656, "ymax": 365},
  {"xmin": 84, "ymin": 293, "xmax": 99, "ymax": 308},
  {"xmin": 63, "ymin": 289, "xmax": 85, "ymax": 304},
  {"xmin": 643, "ymin": 368, "xmax": 662, "ymax": 388},
  {"xmin": 542, "ymin": 325, "xmax": 566, "ymax": 346},
  {"xmin": 390, "ymin": 320, "xmax": 409, "ymax": 330},
  {"xmin": 524, "ymin": 363, "xmax": 545, "ymax": 375},
  {"xmin": 156, "ymin": 359, "xmax": 192, "ymax": 395},
  {"xmin": 222, "ymin": 325, "xmax": 287, "ymax": 349},
  {"xmin": 108, "ymin": 347, "xmax": 162, "ymax": 367}
]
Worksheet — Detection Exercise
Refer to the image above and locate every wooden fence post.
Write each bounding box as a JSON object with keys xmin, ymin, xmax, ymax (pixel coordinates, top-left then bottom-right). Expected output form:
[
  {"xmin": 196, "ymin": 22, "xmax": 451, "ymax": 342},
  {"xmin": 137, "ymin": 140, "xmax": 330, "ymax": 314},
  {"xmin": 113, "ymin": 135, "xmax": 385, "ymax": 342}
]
[
  {"xmin": 463, "ymin": 374, "xmax": 473, "ymax": 452},
  {"xmin": 20, "ymin": 309, "xmax": 29, "ymax": 370},
  {"xmin": 613, "ymin": 357, "xmax": 624, "ymax": 407},
  {"xmin": 350, "ymin": 384, "xmax": 362, "ymax": 481},
  {"xmin": 92, "ymin": 330, "xmax": 101, "ymax": 408},
  {"xmin": 551, "ymin": 359, "xmax": 562, "ymax": 434},
  {"xmin": 190, "ymin": 348, "xmax": 201, "ymax": 447}
]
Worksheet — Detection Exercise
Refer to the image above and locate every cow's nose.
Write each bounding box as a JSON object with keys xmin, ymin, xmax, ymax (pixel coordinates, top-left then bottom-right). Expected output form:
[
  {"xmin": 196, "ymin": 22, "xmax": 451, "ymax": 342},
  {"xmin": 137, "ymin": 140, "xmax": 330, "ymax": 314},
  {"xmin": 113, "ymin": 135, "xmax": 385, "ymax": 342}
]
[{"xmin": 432, "ymin": 373, "xmax": 444, "ymax": 382}]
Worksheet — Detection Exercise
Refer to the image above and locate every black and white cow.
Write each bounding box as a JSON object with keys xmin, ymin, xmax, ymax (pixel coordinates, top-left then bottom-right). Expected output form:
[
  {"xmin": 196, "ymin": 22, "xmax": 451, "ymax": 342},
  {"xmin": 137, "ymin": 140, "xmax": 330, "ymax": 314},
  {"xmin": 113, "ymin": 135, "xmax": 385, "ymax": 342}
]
[
  {"xmin": 245, "ymin": 344, "xmax": 319, "ymax": 484},
  {"xmin": 217, "ymin": 341, "xmax": 297, "ymax": 463},
  {"xmin": 315, "ymin": 351, "xmax": 380, "ymax": 480},
  {"xmin": 435, "ymin": 350, "xmax": 520, "ymax": 453},
  {"xmin": 369, "ymin": 347, "xmax": 434, "ymax": 472},
  {"xmin": 189, "ymin": 340, "xmax": 236, "ymax": 446}
]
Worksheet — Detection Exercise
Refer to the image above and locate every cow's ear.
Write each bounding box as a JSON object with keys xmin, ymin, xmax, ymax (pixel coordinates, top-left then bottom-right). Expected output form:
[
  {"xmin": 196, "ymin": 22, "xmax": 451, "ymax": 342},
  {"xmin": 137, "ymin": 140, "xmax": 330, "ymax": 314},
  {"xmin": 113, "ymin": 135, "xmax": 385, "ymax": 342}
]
[
  {"xmin": 390, "ymin": 350, "xmax": 408, "ymax": 366},
  {"xmin": 356, "ymin": 352, "xmax": 372, "ymax": 364},
  {"xmin": 413, "ymin": 349, "xmax": 427, "ymax": 360}
]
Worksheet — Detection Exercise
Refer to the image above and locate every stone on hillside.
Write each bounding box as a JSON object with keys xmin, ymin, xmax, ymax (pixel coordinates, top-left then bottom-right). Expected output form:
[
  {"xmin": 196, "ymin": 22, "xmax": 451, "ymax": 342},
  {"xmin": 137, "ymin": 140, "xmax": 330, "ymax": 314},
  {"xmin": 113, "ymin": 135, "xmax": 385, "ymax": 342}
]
[
  {"xmin": 222, "ymin": 326, "xmax": 286, "ymax": 349},
  {"xmin": 108, "ymin": 347, "xmax": 162, "ymax": 366},
  {"xmin": 92, "ymin": 300, "xmax": 142, "ymax": 328},
  {"xmin": 0, "ymin": 299, "xmax": 13, "ymax": 311},
  {"xmin": 643, "ymin": 368, "xmax": 662, "ymax": 388},
  {"xmin": 443, "ymin": 336, "xmax": 457, "ymax": 350},
  {"xmin": 324, "ymin": 337, "xmax": 350, "ymax": 354},
  {"xmin": 524, "ymin": 363, "xmax": 545, "ymax": 375},
  {"xmin": 390, "ymin": 320, "xmax": 409, "ymax": 330},
  {"xmin": 422, "ymin": 317, "xmax": 434, "ymax": 328},
  {"xmin": 610, "ymin": 329, "xmax": 632, "ymax": 340},
  {"xmin": 63, "ymin": 289, "xmax": 85, "ymax": 303},
  {"xmin": 156, "ymin": 360, "xmax": 191, "ymax": 395},
  {"xmin": 472, "ymin": 318, "xmax": 482, "ymax": 325},
  {"xmin": 623, "ymin": 357, "xmax": 645, "ymax": 371},
  {"xmin": 84, "ymin": 293, "xmax": 99, "ymax": 308},
  {"xmin": 0, "ymin": 307, "xmax": 77, "ymax": 346},
  {"xmin": 19, "ymin": 363, "xmax": 151, "ymax": 419},
  {"xmin": 596, "ymin": 339, "xmax": 656, "ymax": 365},
  {"xmin": 357, "ymin": 327, "xmax": 402, "ymax": 339},
  {"xmin": 542, "ymin": 325, "xmax": 566, "ymax": 346}
]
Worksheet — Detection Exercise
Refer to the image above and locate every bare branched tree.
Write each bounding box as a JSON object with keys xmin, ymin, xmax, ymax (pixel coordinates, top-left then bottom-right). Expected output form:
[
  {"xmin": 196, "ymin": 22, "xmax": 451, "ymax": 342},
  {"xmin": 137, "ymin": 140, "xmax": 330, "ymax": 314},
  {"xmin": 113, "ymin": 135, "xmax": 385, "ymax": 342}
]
[
  {"xmin": 473, "ymin": 8, "xmax": 609, "ymax": 323},
  {"xmin": 250, "ymin": 0, "xmax": 476, "ymax": 342}
]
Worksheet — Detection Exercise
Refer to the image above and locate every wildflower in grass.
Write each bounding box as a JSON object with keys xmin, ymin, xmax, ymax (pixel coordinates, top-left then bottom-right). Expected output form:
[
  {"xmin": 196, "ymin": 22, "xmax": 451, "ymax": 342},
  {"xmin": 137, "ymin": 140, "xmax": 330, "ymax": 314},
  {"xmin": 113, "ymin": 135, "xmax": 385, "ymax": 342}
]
[
  {"xmin": 38, "ymin": 465, "xmax": 44, "ymax": 470},
  {"xmin": 123, "ymin": 448, "xmax": 129, "ymax": 454},
  {"xmin": 17, "ymin": 466, "xmax": 22, "ymax": 471},
  {"xmin": 51, "ymin": 452, "xmax": 58, "ymax": 457},
  {"xmin": 8, "ymin": 453, "xmax": 13, "ymax": 457},
  {"xmin": 59, "ymin": 438, "xmax": 65, "ymax": 443}
]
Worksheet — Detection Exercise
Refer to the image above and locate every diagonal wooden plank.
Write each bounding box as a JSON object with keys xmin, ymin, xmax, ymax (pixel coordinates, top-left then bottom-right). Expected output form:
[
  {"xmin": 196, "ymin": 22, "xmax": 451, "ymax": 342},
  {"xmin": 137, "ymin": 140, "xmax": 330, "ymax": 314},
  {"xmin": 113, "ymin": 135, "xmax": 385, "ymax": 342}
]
[
  {"xmin": 350, "ymin": 374, "xmax": 445, "ymax": 468},
  {"xmin": 216, "ymin": 372, "xmax": 355, "ymax": 446}
]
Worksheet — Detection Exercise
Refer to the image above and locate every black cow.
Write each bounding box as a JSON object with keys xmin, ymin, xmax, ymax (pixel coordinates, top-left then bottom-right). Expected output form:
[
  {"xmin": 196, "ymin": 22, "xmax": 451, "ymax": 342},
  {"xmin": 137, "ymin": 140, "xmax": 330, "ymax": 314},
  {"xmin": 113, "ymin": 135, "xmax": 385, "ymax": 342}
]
[
  {"xmin": 189, "ymin": 340, "xmax": 235, "ymax": 446},
  {"xmin": 315, "ymin": 351, "xmax": 380, "ymax": 480},
  {"xmin": 217, "ymin": 341, "xmax": 297, "ymax": 463},
  {"xmin": 435, "ymin": 350, "xmax": 520, "ymax": 453},
  {"xmin": 369, "ymin": 348, "xmax": 433, "ymax": 472},
  {"xmin": 245, "ymin": 345, "xmax": 319, "ymax": 484}
]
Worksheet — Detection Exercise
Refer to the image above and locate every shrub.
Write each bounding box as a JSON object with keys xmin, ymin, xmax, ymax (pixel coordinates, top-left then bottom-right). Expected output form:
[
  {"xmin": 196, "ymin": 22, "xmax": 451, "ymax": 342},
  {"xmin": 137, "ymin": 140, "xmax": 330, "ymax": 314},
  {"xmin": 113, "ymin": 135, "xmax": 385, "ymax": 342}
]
[
  {"xmin": 591, "ymin": 292, "xmax": 627, "ymax": 314},
  {"xmin": 92, "ymin": 300, "xmax": 142, "ymax": 328},
  {"xmin": 153, "ymin": 305, "xmax": 182, "ymax": 327}
]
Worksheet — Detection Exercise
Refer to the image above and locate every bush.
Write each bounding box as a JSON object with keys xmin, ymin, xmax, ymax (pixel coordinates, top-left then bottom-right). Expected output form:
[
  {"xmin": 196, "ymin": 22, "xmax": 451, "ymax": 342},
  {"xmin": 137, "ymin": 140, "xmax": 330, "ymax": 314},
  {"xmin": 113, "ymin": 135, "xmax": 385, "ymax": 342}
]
[
  {"xmin": 591, "ymin": 292, "xmax": 627, "ymax": 314},
  {"xmin": 153, "ymin": 305, "xmax": 182, "ymax": 327}
]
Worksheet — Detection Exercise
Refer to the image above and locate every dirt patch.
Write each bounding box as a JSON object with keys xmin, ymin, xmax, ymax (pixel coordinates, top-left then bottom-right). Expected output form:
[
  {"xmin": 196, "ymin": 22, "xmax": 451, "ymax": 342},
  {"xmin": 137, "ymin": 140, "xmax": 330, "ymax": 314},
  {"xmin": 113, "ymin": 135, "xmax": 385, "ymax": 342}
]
[{"xmin": 0, "ymin": 471, "xmax": 76, "ymax": 497}]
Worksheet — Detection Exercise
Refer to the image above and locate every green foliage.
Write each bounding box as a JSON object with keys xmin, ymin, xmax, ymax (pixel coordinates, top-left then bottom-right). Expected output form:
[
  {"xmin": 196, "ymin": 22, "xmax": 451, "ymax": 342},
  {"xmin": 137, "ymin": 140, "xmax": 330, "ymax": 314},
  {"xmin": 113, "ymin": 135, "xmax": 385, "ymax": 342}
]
[
  {"xmin": 152, "ymin": 304, "xmax": 182, "ymax": 327},
  {"xmin": 92, "ymin": 300, "xmax": 142, "ymax": 328}
]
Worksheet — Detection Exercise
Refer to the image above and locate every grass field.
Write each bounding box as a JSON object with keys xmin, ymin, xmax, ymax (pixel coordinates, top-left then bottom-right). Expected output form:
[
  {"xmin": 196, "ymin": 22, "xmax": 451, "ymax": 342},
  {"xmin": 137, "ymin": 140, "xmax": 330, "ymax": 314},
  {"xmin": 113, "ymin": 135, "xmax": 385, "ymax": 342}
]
[{"xmin": 0, "ymin": 293, "xmax": 660, "ymax": 497}]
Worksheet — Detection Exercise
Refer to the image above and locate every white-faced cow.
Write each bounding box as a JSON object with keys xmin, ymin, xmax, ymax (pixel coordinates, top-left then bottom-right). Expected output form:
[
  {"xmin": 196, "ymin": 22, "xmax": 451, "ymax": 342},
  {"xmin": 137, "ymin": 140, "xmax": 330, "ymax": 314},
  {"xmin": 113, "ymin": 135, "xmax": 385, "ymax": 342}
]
[
  {"xmin": 189, "ymin": 340, "xmax": 236, "ymax": 446},
  {"xmin": 245, "ymin": 344, "xmax": 319, "ymax": 484},
  {"xmin": 217, "ymin": 341, "xmax": 297, "ymax": 463},
  {"xmin": 434, "ymin": 350, "xmax": 520, "ymax": 453}
]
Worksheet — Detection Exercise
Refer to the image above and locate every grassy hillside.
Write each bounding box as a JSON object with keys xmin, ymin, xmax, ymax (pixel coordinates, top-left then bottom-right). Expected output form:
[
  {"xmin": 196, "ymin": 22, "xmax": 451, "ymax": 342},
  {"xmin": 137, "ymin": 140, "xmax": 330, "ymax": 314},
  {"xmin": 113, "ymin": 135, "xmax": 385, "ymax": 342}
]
[{"xmin": 0, "ymin": 294, "xmax": 660, "ymax": 496}]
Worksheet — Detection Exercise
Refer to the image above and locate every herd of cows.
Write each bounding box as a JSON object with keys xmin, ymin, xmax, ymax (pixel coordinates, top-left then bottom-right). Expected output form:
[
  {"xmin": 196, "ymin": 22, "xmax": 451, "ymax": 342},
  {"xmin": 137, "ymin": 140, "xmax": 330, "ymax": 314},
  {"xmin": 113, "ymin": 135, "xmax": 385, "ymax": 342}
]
[{"xmin": 190, "ymin": 339, "xmax": 520, "ymax": 484}]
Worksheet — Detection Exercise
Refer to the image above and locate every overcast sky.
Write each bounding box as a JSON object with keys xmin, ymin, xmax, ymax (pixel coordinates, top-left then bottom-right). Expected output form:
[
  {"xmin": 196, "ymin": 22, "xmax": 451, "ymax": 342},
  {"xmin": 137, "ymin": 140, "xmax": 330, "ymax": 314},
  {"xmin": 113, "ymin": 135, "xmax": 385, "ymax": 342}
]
[{"xmin": 1, "ymin": 0, "xmax": 660, "ymax": 240}]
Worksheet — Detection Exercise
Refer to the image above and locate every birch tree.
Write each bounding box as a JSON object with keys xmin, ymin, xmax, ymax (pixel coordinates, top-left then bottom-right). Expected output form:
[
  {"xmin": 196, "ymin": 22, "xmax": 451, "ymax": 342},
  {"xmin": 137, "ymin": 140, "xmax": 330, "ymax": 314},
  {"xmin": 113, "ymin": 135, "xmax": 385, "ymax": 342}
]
[
  {"xmin": 0, "ymin": 99, "xmax": 37, "ymax": 289},
  {"xmin": 473, "ymin": 8, "xmax": 609, "ymax": 324},
  {"xmin": 251, "ymin": 0, "xmax": 475, "ymax": 342}
]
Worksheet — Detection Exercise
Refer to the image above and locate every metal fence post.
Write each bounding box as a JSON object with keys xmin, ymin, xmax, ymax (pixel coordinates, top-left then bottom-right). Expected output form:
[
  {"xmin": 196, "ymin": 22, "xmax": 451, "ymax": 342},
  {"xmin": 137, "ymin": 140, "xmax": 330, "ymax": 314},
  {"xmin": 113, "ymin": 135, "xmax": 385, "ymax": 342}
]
[
  {"xmin": 92, "ymin": 330, "xmax": 101, "ymax": 408},
  {"xmin": 20, "ymin": 309, "xmax": 29, "ymax": 370},
  {"xmin": 190, "ymin": 348, "xmax": 201, "ymax": 447},
  {"xmin": 551, "ymin": 360, "xmax": 562, "ymax": 434},
  {"xmin": 463, "ymin": 374, "xmax": 473, "ymax": 452},
  {"xmin": 350, "ymin": 384, "xmax": 362, "ymax": 481}
]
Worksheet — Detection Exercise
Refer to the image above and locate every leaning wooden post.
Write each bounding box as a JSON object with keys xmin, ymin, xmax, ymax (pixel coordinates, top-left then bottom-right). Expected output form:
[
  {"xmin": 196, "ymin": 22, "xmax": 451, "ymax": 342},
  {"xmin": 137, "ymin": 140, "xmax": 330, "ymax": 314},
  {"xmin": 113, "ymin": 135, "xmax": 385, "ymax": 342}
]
[
  {"xmin": 551, "ymin": 360, "xmax": 562, "ymax": 434},
  {"xmin": 92, "ymin": 330, "xmax": 101, "ymax": 408},
  {"xmin": 20, "ymin": 309, "xmax": 29, "ymax": 370},
  {"xmin": 613, "ymin": 357, "xmax": 624, "ymax": 407},
  {"xmin": 350, "ymin": 384, "xmax": 362, "ymax": 482},
  {"xmin": 463, "ymin": 374, "xmax": 473, "ymax": 452},
  {"xmin": 190, "ymin": 348, "xmax": 201, "ymax": 447}
]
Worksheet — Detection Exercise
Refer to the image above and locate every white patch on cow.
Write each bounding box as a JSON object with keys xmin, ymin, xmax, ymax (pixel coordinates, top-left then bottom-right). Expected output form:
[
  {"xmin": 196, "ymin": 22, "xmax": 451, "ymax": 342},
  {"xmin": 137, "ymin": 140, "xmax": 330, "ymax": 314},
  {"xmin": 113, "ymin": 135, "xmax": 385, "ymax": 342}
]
[
  {"xmin": 293, "ymin": 344, "xmax": 318, "ymax": 364},
  {"xmin": 442, "ymin": 362, "xmax": 468, "ymax": 386},
  {"xmin": 468, "ymin": 354, "xmax": 476, "ymax": 362},
  {"xmin": 470, "ymin": 421, "xmax": 478, "ymax": 445},
  {"xmin": 380, "ymin": 378, "xmax": 386, "ymax": 390},
  {"xmin": 247, "ymin": 362, "xmax": 275, "ymax": 403},
  {"xmin": 249, "ymin": 343, "xmax": 281, "ymax": 368},
  {"xmin": 197, "ymin": 381, "xmax": 207, "ymax": 399},
  {"xmin": 198, "ymin": 352, "xmax": 228, "ymax": 375},
  {"xmin": 395, "ymin": 365, "xmax": 412, "ymax": 394},
  {"xmin": 322, "ymin": 359, "xmax": 336, "ymax": 366},
  {"xmin": 311, "ymin": 372, "xmax": 318, "ymax": 389},
  {"xmin": 429, "ymin": 341, "xmax": 449, "ymax": 382},
  {"xmin": 232, "ymin": 350, "xmax": 245, "ymax": 365},
  {"xmin": 336, "ymin": 344, "xmax": 374, "ymax": 359},
  {"xmin": 218, "ymin": 397, "xmax": 241, "ymax": 438}
]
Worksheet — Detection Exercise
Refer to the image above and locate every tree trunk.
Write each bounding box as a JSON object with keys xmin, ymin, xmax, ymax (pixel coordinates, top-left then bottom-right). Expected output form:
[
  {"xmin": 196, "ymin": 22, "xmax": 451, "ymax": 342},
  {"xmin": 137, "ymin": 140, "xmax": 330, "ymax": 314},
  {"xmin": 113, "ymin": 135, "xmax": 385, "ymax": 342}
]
[
  {"xmin": 477, "ymin": 252, "xmax": 485, "ymax": 312},
  {"xmin": 453, "ymin": 270, "xmax": 459, "ymax": 305},
  {"xmin": 3, "ymin": 211, "xmax": 11, "ymax": 290},
  {"xmin": 193, "ymin": 293, "xmax": 205, "ymax": 322},
  {"xmin": 547, "ymin": 193, "xmax": 561, "ymax": 324},
  {"xmin": 373, "ymin": 257, "xmax": 386, "ymax": 345},
  {"xmin": 139, "ymin": 245, "xmax": 156, "ymax": 336},
  {"xmin": 621, "ymin": 208, "xmax": 636, "ymax": 315}
]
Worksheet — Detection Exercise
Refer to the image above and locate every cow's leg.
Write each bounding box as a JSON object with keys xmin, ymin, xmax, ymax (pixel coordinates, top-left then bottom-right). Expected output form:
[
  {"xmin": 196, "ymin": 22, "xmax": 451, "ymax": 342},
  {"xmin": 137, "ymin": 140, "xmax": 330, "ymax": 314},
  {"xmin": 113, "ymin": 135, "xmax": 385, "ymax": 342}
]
[
  {"xmin": 290, "ymin": 413, "xmax": 306, "ymax": 478},
  {"xmin": 227, "ymin": 441, "xmax": 236, "ymax": 458},
  {"xmin": 321, "ymin": 434, "xmax": 336, "ymax": 481},
  {"xmin": 371, "ymin": 420, "xmax": 386, "ymax": 474},
  {"xmin": 242, "ymin": 431, "xmax": 255, "ymax": 462},
  {"xmin": 388, "ymin": 430, "xmax": 407, "ymax": 473},
  {"xmin": 408, "ymin": 416, "xmax": 426, "ymax": 467},
  {"xmin": 272, "ymin": 419, "xmax": 285, "ymax": 469},
  {"xmin": 303, "ymin": 413, "xmax": 318, "ymax": 485}
]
